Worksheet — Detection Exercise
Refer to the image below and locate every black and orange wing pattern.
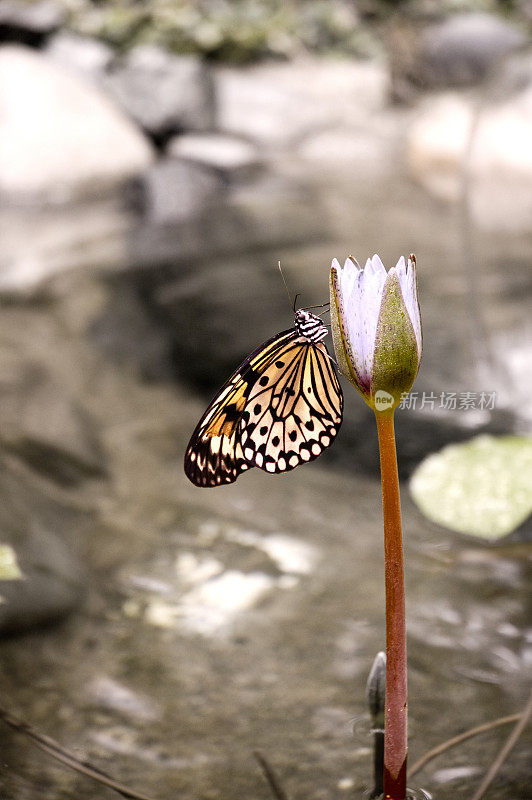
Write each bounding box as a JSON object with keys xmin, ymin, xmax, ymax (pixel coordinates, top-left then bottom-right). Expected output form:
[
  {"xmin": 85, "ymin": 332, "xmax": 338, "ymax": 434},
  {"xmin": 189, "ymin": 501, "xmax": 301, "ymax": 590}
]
[{"xmin": 184, "ymin": 325, "xmax": 343, "ymax": 487}]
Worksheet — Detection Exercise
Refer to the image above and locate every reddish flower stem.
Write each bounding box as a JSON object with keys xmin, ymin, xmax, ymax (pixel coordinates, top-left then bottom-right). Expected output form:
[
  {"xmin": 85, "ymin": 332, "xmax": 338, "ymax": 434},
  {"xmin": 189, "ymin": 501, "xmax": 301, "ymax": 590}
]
[{"xmin": 375, "ymin": 410, "xmax": 408, "ymax": 800}]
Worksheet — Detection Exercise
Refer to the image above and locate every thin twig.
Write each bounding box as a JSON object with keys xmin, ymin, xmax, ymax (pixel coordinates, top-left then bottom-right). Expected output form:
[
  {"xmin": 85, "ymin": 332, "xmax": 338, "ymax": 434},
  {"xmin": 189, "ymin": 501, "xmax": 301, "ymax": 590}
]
[
  {"xmin": 0, "ymin": 705, "xmax": 160, "ymax": 800},
  {"xmin": 253, "ymin": 750, "xmax": 290, "ymax": 800},
  {"xmin": 470, "ymin": 690, "xmax": 532, "ymax": 800},
  {"xmin": 409, "ymin": 714, "xmax": 521, "ymax": 777}
]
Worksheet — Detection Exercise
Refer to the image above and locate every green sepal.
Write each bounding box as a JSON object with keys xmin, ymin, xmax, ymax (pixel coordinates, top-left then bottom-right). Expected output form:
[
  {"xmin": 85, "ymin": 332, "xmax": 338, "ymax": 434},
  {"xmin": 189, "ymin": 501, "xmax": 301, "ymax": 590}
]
[{"xmin": 371, "ymin": 270, "xmax": 421, "ymax": 411}]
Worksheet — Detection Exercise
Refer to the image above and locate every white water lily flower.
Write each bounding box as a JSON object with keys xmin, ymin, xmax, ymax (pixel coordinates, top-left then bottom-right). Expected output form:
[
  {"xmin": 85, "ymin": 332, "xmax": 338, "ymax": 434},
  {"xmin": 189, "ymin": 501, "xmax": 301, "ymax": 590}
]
[{"xmin": 329, "ymin": 254, "xmax": 422, "ymax": 412}]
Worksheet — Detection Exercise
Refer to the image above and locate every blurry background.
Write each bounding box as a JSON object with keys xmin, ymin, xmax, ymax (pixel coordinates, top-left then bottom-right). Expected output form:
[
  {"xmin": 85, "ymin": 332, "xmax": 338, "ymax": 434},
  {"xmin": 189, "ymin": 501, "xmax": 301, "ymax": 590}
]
[{"xmin": 0, "ymin": 1, "xmax": 531, "ymax": 799}]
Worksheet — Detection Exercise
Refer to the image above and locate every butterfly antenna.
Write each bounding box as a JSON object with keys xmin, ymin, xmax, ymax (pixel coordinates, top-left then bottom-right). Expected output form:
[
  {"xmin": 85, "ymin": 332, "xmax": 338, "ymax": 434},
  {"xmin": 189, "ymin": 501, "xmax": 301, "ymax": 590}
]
[
  {"xmin": 301, "ymin": 300, "xmax": 331, "ymax": 314},
  {"xmin": 278, "ymin": 261, "xmax": 295, "ymax": 310}
]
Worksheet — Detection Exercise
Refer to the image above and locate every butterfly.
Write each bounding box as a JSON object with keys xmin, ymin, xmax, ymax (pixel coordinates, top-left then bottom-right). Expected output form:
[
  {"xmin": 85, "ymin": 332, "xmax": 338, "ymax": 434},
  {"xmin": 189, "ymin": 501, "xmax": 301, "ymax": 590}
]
[{"xmin": 184, "ymin": 308, "xmax": 343, "ymax": 487}]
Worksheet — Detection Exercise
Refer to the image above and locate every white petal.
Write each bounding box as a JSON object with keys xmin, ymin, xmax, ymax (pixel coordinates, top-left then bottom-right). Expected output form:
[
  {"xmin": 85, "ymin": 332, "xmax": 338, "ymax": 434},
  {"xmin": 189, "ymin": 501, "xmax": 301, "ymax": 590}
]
[
  {"xmin": 338, "ymin": 257, "xmax": 358, "ymax": 300},
  {"xmin": 394, "ymin": 255, "xmax": 422, "ymax": 356},
  {"xmin": 370, "ymin": 253, "xmax": 387, "ymax": 275},
  {"xmin": 394, "ymin": 255, "xmax": 406, "ymax": 276},
  {"xmin": 337, "ymin": 253, "xmax": 387, "ymax": 385}
]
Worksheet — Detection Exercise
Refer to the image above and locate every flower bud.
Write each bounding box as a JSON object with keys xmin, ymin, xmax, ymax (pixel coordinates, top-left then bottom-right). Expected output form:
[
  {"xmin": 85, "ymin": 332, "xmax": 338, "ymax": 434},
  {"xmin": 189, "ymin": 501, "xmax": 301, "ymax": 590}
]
[{"xmin": 329, "ymin": 254, "xmax": 422, "ymax": 412}]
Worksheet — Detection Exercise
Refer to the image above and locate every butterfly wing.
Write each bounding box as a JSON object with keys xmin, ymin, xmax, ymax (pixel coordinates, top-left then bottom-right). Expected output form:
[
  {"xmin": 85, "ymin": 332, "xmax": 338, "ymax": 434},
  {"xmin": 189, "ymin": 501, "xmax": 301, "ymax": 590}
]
[
  {"xmin": 238, "ymin": 337, "xmax": 343, "ymax": 474},
  {"xmin": 184, "ymin": 329, "xmax": 298, "ymax": 487}
]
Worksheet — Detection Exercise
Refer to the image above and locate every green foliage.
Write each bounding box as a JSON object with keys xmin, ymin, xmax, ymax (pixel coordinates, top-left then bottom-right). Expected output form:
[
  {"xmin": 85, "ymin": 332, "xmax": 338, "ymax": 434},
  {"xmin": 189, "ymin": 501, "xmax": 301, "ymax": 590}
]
[
  {"xmin": 67, "ymin": 0, "xmax": 378, "ymax": 61},
  {"xmin": 410, "ymin": 434, "xmax": 532, "ymax": 540}
]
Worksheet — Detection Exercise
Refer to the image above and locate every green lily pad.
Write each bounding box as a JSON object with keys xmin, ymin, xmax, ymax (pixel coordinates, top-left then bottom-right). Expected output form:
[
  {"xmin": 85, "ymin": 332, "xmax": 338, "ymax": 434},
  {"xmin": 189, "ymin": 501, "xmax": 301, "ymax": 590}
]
[
  {"xmin": 410, "ymin": 435, "xmax": 532, "ymax": 540},
  {"xmin": 0, "ymin": 544, "xmax": 23, "ymax": 580}
]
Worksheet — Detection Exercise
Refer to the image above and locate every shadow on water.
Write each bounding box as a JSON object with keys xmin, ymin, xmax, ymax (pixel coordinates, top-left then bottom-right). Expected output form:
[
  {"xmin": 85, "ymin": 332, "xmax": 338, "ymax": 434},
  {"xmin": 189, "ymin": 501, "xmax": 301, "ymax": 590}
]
[{"xmin": 0, "ymin": 153, "xmax": 531, "ymax": 800}]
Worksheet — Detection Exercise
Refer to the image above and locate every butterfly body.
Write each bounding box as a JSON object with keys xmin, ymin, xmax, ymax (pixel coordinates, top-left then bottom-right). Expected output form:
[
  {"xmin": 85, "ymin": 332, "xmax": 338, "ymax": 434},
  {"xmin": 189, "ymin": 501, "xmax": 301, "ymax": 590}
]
[{"xmin": 184, "ymin": 310, "xmax": 343, "ymax": 487}]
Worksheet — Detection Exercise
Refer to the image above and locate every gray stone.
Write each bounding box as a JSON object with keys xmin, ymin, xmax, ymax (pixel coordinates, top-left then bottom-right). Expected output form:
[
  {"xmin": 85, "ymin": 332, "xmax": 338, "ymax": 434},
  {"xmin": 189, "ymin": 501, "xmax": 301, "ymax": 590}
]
[
  {"xmin": 89, "ymin": 677, "xmax": 162, "ymax": 722},
  {"xmin": 0, "ymin": 198, "xmax": 136, "ymax": 293},
  {"xmin": 45, "ymin": 31, "xmax": 114, "ymax": 79},
  {"xmin": 166, "ymin": 133, "xmax": 261, "ymax": 180},
  {"xmin": 130, "ymin": 158, "xmax": 223, "ymax": 224},
  {"xmin": 0, "ymin": 45, "xmax": 154, "ymax": 201},
  {"xmin": 297, "ymin": 123, "xmax": 396, "ymax": 172},
  {"xmin": 89, "ymin": 281, "xmax": 176, "ymax": 382},
  {"xmin": 104, "ymin": 45, "xmax": 216, "ymax": 141},
  {"xmin": 520, "ymin": 0, "xmax": 532, "ymax": 22},
  {"xmin": 215, "ymin": 58, "xmax": 386, "ymax": 148},
  {"xmin": 0, "ymin": 0, "xmax": 64, "ymax": 45},
  {"xmin": 397, "ymin": 12, "xmax": 527, "ymax": 95},
  {"xmin": 0, "ymin": 350, "xmax": 105, "ymax": 483},
  {"xmin": 423, "ymin": 13, "xmax": 526, "ymax": 87},
  {"xmin": 0, "ymin": 461, "xmax": 87, "ymax": 634}
]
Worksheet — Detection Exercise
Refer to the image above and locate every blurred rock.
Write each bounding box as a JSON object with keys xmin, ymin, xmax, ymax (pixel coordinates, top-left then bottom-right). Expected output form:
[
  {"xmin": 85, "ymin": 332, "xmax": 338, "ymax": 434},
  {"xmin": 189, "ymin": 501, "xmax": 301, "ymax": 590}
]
[
  {"xmin": 406, "ymin": 81, "xmax": 532, "ymax": 231},
  {"xmin": 216, "ymin": 58, "xmax": 386, "ymax": 149},
  {"xmin": 129, "ymin": 158, "xmax": 224, "ymax": 224},
  {"xmin": 0, "ymin": 45, "xmax": 154, "ymax": 202},
  {"xmin": 119, "ymin": 169, "xmax": 328, "ymax": 329},
  {"xmin": 89, "ymin": 280, "xmax": 175, "ymax": 382},
  {"xmin": 0, "ymin": 0, "xmax": 64, "ymax": 46},
  {"xmin": 0, "ymin": 351, "xmax": 105, "ymax": 484},
  {"xmin": 0, "ymin": 462, "xmax": 87, "ymax": 634},
  {"xmin": 519, "ymin": 0, "xmax": 532, "ymax": 23},
  {"xmin": 104, "ymin": 45, "xmax": 216, "ymax": 143},
  {"xmin": 89, "ymin": 677, "xmax": 162, "ymax": 721},
  {"xmin": 166, "ymin": 133, "xmax": 261, "ymax": 180},
  {"xmin": 297, "ymin": 122, "xmax": 396, "ymax": 172},
  {"xmin": 422, "ymin": 13, "xmax": 526, "ymax": 88},
  {"xmin": 0, "ymin": 199, "xmax": 135, "ymax": 293},
  {"xmin": 389, "ymin": 12, "xmax": 526, "ymax": 101},
  {"xmin": 45, "ymin": 30, "xmax": 114, "ymax": 79}
]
